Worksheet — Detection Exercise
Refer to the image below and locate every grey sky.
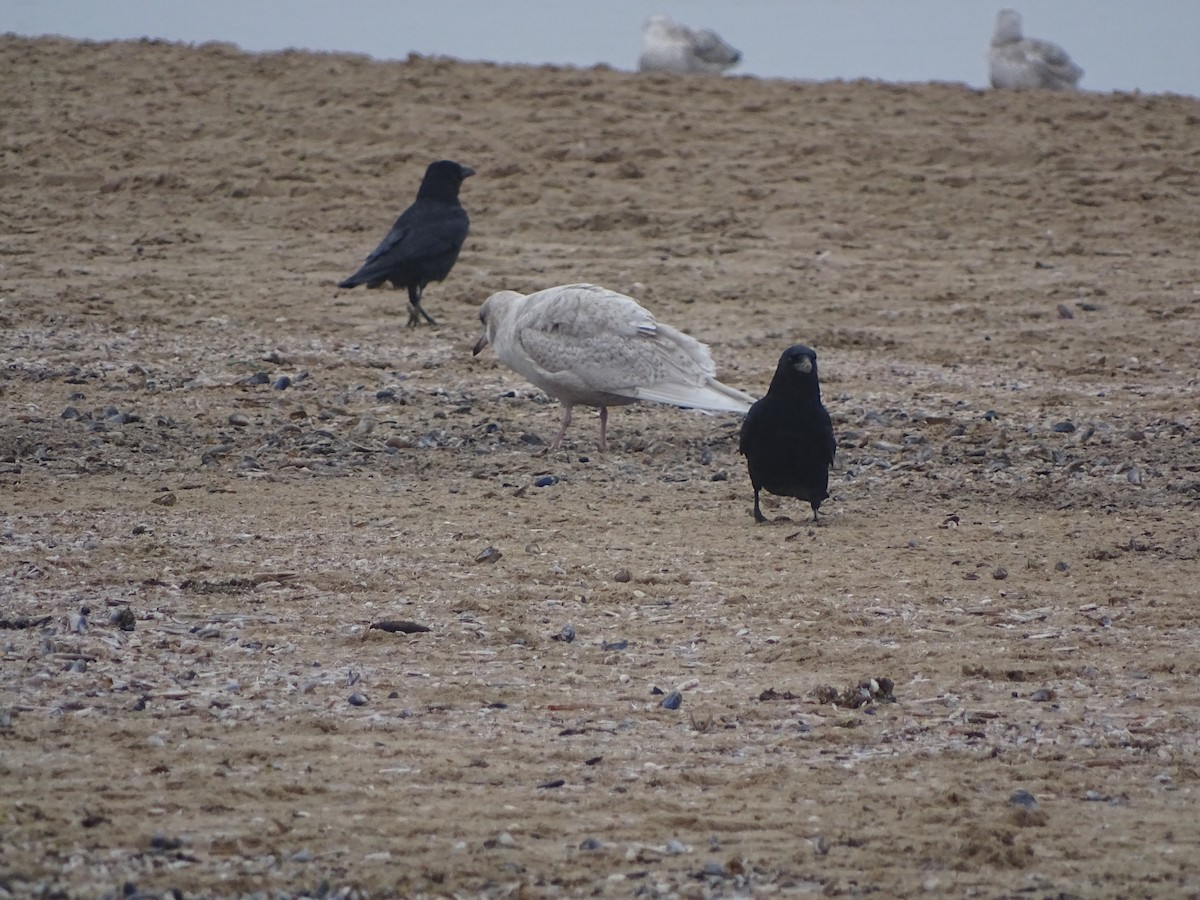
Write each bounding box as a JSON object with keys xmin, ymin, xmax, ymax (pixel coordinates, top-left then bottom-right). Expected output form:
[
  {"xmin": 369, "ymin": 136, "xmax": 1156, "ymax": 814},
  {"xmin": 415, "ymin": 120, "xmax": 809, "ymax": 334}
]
[{"xmin": 7, "ymin": 0, "xmax": 1198, "ymax": 95}]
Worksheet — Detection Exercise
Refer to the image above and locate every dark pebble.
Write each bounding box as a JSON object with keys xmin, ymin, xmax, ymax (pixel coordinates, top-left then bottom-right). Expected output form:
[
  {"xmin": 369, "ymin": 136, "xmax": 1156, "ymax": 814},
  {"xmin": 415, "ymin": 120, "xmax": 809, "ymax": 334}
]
[
  {"xmin": 983, "ymin": 410, "xmax": 998, "ymax": 422},
  {"xmin": 369, "ymin": 619, "xmax": 431, "ymax": 634},
  {"xmin": 150, "ymin": 833, "xmax": 185, "ymax": 851},
  {"xmin": 485, "ymin": 422, "xmax": 499, "ymax": 433},
  {"xmin": 375, "ymin": 389, "xmax": 396, "ymax": 401},
  {"xmin": 272, "ymin": 376, "xmax": 291, "ymax": 390},
  {"xmin": 1029, "ymin": 688, "xmax": 1056, "ymax": 703},
  {"xmin": 1055, "ymin": 561, "xmax": 1070, "ymax": 572},
  {"xmin": 534, "ymin": 475, "xmax": 558, "ymax": 487},
  {"xmin": 710, "ymin": 471, "xmax": 728, "ymax": 482},
  {"xmin": 650, "ymin": 686, "xmax": 665, "ymax": 696},
  {"xmin": 1008, "ymin": 789, "xmax": 1038, "ymax": 810},
  {"xmin": 552, "ymin": 624, "xmax": 575, "ymax": 643},
  {"xmin": 238, "ymin": 372, "xmax": 270, "ymax": 386},
  {"xmin": 601, "ymin": 639, "xmax": 628, "ymax": 651},
  {"xmin": 1052, "ymin": 421, "xmax": 1076, "ymax": 433},
  {"xmin": 537, "ymin": 778, "xmax": 565, "ymax": 789},
  {"xmin": 702, "ymin": 862, "xmax": 728, "ymax": 878},
  {"xmin": 61, "ymin": 406, "xmax": 80, "ymax": 420},
  {"xmin": 993, "ymin": 566, "xmax": 1008, "ymax": 580},
  {"xmin": 579, "ymin": 837, "xmax": 603, "ymax": 851},
  {"xmin": 347, "ymin": 693, "xmax": 368, "ymax": 707},
  {"xmin": 660, "ymin": 691, "xmax": 683, "ymax": 710}
]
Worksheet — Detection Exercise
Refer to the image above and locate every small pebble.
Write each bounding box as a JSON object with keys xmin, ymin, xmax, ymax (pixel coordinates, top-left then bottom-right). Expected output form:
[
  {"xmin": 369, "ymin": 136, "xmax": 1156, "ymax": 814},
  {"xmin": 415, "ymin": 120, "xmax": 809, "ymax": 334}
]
[
  {"xmin": 659, "ymin": 691, "xmax": 683, "ymax": 710},
  {"xmin": 1052, "ymin": 421, "xmax": 1076, "ymax": 433},
  {"xmin": 273, "ymin": 376, "xmax": 292, "ymax": 390},
  {"xmin": 993, "ymin": 566, "xmax": 1008, "ymax": 580},
  {"xmin": 1008, "ymin": 790, "xmax": 1038, "ymax": 810},
  {"xmin": 665, "ymin": 839, "xmax": 687, "ymax": 855},
  {"xmin": 61, "ymin": 406, "xmax": 80, "ymax": 420},
  {"xmin": 109, "ymin": 607, "xmax": 136, "ymax": 631},
  {"xmin": 374, "ymin": 388, "xmax": 395, "ymax": 401},
  {"xmin": 601, "ymin": 639, "xmax": 628, "ymax": 651},
  {"xmin": 579, "ymin": 837, "xmax": 603, "ymax": 851},
  {"xmin": 1029, "ymin": 688, "xmax": 1056, "ymax": 702},
  {"xmin": 533, "ymin": 475, "xmax": 558, "ymax": 487},
  {"xmin": 347, "ymin": 693, "xmax": 368, "ymax": 707},
  {"xmin": 553, "ymin": 624, "xmax": 575, "ymax": 643},
  {"xmin": 238, "ymin": 372, "xmax": 270, "ymax": 386},
  {"xmin": 475, "ymin": 546, "xmax": 503, "ymax": 564},
  {"xmin": 614, "ymin": 568, "xmax": 632, "ymax": 583},
  {"xmin": 228, "ymin": 413, "xmax": 250, "ymax": 427},
  {"xmin": 1055, "ymin": 561, "xmax": 1070, "ymax": 572}
]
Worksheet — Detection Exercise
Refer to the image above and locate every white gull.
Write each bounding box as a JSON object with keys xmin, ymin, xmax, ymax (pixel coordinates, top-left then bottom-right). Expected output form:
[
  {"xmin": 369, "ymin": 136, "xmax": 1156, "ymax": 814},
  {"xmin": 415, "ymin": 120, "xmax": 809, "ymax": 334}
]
[
  {"xmin": 473, "ymin": 283, "xmax": 754, "ymax": 450},
  {"xmin": 638, "ymin": 14, "xmax": 741, "ymax": 75},
  {"xmin": 989, "ymin": 8, "xmax": 1083, "ymax": 90}
]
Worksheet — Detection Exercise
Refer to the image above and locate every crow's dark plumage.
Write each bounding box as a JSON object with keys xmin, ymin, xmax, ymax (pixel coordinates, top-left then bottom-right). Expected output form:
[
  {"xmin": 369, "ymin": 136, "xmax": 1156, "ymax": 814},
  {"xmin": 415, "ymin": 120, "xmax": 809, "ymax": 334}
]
[
  {"xmin": 338, "ymin": 160, "xmax": 474, "ymax": 327},
  {"xmin": 739, "ymin": 344, "xmax": 836, "ymax": 523}
]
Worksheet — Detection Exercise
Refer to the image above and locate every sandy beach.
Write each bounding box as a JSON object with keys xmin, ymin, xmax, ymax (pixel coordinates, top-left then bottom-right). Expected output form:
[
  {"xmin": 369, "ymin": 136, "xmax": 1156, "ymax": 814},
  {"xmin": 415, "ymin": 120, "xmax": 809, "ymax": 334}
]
[{"xmin": 3, "ymin": 35, "xmax": 1200, "ymax": 897}]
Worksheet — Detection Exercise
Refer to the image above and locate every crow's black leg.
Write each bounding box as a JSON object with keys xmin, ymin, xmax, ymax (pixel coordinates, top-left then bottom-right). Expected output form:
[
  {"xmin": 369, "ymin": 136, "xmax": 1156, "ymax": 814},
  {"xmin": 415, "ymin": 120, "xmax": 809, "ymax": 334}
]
[
  {"xmin": 753, "ymin": 489, "xmax": 767, "ymax": 524},
  {"xmin": 407, "ymin": 285, "xmax": 438, "ymax": 328}
]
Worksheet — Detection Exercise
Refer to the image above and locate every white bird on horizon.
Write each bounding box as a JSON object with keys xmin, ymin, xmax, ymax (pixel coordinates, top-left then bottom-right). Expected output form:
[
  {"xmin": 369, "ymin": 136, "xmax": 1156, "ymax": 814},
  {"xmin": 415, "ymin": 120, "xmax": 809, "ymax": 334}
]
[
  {"xmin": 473, "ymin": 283, "xmax": 755, "ymax": 450},
  {"xmin": 638, "ymin": 14, "xmax": 741, "ymax": 75},
  {"xmin": 988, "ymin": 8, "xmax": 1083, "ymax": 90}
]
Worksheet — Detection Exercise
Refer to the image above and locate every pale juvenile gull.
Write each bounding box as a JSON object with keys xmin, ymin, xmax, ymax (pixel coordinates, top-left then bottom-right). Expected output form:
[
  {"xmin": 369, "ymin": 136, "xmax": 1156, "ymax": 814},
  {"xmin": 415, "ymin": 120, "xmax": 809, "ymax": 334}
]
[
  {"xmin": 638, "ymin": 14, "xmax": 741, "ymax": 75},
  {"xmin": 473, "ymin": 283, "xmax": 755, "ymax": 450},
  {"xmin": 988, "ymin": 8, "xmax": 1083, "ymax": 90}
]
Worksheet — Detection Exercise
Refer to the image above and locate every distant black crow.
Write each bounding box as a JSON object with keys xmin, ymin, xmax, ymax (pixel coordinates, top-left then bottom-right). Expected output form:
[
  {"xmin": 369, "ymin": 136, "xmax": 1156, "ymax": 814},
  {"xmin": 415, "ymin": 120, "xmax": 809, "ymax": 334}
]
[
  {"xmin": 739, "ymin": 345, "xmax": 836, "ymax": 523},
  {"xmin": 338, "ymin": 160, "xmax": 474, "ymax": 327}
]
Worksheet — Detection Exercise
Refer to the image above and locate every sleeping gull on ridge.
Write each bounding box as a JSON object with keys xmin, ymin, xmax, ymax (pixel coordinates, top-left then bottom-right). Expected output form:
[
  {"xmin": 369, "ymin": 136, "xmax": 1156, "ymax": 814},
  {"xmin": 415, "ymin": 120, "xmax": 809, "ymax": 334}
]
[
  {"xmin": 472, "ymin": 283, "xmax": 755, "ymax": 450},
  {"xmin": 988, "ymin": 8, "xmax": 1083, "ymax": 90},
  {"xmin": 638, "ymin": 14, "xmax": 741, "ymax": 75}
]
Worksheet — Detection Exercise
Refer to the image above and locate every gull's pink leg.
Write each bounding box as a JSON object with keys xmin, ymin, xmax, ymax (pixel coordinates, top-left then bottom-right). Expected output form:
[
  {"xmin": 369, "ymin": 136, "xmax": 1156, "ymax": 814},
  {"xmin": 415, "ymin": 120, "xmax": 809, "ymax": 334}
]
[
  {"xmin": 597, "ymin": 406, "xmax": 609, "ymax": 450},
  {"xmin": 549, "ymin": 404, "xmax": 573, "ymax": 450}
]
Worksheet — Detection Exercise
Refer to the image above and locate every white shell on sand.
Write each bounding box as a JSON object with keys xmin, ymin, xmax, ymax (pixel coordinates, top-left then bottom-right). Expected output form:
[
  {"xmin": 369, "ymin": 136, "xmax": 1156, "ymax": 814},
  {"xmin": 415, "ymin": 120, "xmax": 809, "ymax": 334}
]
[
  {"xmin": 638, "ymin": 14, "xmax": 741, "ymax": 75},
  {"xmin": 473, "ymin": 283, "xmax": 754, "ymax": 449},
  {"xmin": 989, "ymin": 8, "xmax": 1083, "ymax": 90}
]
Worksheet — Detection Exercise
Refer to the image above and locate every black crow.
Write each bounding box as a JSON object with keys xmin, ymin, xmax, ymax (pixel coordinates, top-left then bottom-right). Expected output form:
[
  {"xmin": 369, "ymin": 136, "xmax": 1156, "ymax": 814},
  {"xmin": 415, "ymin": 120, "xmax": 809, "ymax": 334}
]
[
  {"xmin": 739, "ymin": 344, "xmax": 836, "ymax": 523},
  {"xmin": 338, "ymin": 160, "xmax": 474, "ymax": 327}
]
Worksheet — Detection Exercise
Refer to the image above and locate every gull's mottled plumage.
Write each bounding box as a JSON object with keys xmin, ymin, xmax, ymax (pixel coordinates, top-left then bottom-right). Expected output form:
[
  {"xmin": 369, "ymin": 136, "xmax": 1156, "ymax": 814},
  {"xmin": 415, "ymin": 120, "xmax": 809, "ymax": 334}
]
[
  {"xmin": 988, "ymin": 9, "xmax": 1083, "ymax": 91},
  {"xmin": 638, "ymin": 14, "xmax": 741, "ymax": 75},
  {"xmin": 473, "ymin": 283, "xmax": 754, "ymax": 450}
]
